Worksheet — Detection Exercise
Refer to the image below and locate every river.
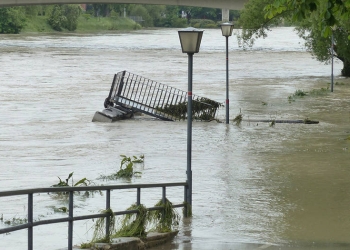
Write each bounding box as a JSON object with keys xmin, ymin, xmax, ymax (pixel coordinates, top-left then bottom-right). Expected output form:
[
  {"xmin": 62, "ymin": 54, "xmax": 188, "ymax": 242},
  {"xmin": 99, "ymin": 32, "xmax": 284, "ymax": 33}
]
[{"xmin": 1, "ymin": 27, "xmax": 350, "ymax": 250}]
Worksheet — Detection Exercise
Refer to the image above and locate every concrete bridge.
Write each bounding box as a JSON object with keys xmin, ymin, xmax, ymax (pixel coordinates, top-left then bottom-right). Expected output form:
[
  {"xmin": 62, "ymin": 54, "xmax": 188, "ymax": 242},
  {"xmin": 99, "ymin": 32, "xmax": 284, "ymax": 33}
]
[
  {"xmin": 0, "ymin": 0, "xmax": 248, "ymax": 20},
  {"xmin": 0, "ymin": 0, "xmax": 247, "ymax": 9}
]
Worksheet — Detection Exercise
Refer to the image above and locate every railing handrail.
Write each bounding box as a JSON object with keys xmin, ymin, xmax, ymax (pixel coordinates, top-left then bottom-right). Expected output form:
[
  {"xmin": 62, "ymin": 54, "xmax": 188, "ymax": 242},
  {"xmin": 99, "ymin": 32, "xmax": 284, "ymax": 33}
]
[
  {"xmin": 0, "ymin": 182, "xmax": 187, "ymax": 197},
  {"xmin": 0, "ymin": 182, "xmax": 189, "ymax": 250}
]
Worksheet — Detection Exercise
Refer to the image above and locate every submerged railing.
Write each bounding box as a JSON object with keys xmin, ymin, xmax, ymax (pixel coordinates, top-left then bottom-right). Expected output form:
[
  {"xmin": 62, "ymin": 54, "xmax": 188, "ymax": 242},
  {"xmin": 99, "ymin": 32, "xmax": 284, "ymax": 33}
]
[
  {"xmin": 105, "ymin": 71, "xmax": 222, "ymax": 121},
  {"xmin": 0, "ymin": 182, "xmax": 187, "ymax": 250}
]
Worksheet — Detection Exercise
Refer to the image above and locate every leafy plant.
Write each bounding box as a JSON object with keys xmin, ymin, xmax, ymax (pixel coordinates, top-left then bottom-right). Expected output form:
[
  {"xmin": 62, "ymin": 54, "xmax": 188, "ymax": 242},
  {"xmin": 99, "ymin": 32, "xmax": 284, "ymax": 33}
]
[
  {"xmin": 308, "ymin": 87, "xmax": 329, "ymax": 96},
  {"xmin": 156, "ymin": 97, "xmax": 222, "ymax": 121},
  {"xmin": 294, "ymin": 89, "xmax": 307, "ymax": 97},
  {"xmin": 114, "ymin": 204, "xmax": 148, "ymax": 238},
  {"xmin": 80, "ymin": 208, "xmax": 116, "ymax": 248},
  {"xmin": 1, "ymin": 216, "xmax": 28, "ymax": 226},
  {"xmin": 233, "ymin": 114, "xmax": 243, "ymax": 126},
  {"xmin": 52, "ymin": 172, "xmax": 91, "ymax": 187},
  {"xmin": 82, "ymin": 199, "xmax": 180, "ymax": 247},
  {"xmin": 51, "ymin": 172, "xmax": 101, "ymax": 197},
  {"xmin": 148, "ymin": 199, "xmax": 180, "ymax": 233},
  {"xmin": 99, "ymin": 155, "xmax": 144, "ymax": 180}
]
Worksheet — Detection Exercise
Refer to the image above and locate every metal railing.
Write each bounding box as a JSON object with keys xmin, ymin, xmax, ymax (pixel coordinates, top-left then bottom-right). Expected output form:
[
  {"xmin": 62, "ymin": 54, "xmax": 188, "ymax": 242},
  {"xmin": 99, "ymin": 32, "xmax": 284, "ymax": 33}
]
[
  {"xmin": 106, "ymin": 71, "xmax": 221, "ymax": 121},
  {"xmin": 0, "ymin": 182, "xmax": 188, "ymax": 250}
]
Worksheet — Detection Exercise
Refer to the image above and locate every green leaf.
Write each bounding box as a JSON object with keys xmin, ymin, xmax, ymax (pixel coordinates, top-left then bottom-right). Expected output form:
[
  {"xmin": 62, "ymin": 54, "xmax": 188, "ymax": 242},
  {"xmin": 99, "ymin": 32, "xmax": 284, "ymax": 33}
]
[
  {"xmin": 322, "ymin": 26, "xmax": 332, "ymax": 37},
  {"xmin": 74, "ymin": 178, "xmax": 88, "ymax": 186},
  {"xmin": 67, "ymin": 172, "xmax": 74, "ymax": 180}
]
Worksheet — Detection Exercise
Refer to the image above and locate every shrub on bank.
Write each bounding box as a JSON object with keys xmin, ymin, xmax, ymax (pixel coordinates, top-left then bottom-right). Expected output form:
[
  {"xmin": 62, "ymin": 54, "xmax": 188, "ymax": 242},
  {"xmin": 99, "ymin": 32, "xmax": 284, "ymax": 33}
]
[{"xmin": 190, "ymin": 19, "xmax": 218, "ymax": 28}]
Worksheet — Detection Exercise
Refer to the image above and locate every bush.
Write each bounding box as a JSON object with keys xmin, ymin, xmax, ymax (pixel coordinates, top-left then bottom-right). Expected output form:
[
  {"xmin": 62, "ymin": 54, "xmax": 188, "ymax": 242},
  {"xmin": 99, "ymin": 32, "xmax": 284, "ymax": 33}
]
[
  {"xmin": 190, "ymin": 19, "xmax": 217, "ymax": 28},
  {"xmin": 129, "ymin": 5, "xmax": 153, "ymax": 27},
  {"xmin": 0, "ymin": 7, "xmax": 26, "ymax": 34},
  {"xmin": 64, "ymin": 5, "xmax": 81, "ymax": 31},
  {"xmin": 48, "ymin": 4, "xmax": 81, "ymax": 31},
  {"xmin": 170, "ymin": 17, "xmax": 187, "ymax": 28},
  {"xmin": 47, "ymin": 5, "xmax": 66, "ymax": 31}
]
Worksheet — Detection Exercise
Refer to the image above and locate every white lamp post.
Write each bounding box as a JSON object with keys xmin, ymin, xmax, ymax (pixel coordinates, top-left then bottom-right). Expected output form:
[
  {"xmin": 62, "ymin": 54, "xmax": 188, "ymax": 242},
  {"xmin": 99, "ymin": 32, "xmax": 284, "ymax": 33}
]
[
  {"xmin": 220, "ymin": 22, "xmax": 234, "ymax": 124},
  {"xmin": 178, "ymin": 27, "xmax": 204, "ymax": 216}
]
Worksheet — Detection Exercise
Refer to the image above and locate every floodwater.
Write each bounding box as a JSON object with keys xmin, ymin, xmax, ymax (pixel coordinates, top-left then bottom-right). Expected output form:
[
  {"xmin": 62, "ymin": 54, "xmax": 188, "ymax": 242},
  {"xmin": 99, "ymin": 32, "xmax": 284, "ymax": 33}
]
[{"xmin": 1, "ymin": 27, "xmax": 350, "ymax": 250}]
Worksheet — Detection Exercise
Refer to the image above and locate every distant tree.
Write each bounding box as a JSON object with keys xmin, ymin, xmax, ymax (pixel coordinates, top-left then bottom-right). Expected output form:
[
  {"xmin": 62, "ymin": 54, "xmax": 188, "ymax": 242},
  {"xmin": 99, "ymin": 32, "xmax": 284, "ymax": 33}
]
[
  {"xmin": 144, "ymin": 5, "xmax": 166, "ymax": 26},
  {"xmin": 230, "ymin": 10, "xmax": 240, "ymax": 21},
  {"xmin": 129, "ymin": 5, "xmax": 153, "ymax": 27},
  {"xmin": 48, "ymin": 4, "xmax": 80, "ymax": 31},
  {"xmin": 48, "ymin": 5, "xmax": 66, "ymax": 31},
  {"xmin": 24, "ymin": 6, "xmax": 40, "ymax": 17},
  {"xmin": 92, "ymin": 4, "xmax": 111, "ymax": 17},
  {"xmin": 63, "ymin": 5, "xmax": 81, "ymax": 31},
  {"xmin": 0, "ymin": 7, "xmax": 26, "ymax": 34}
]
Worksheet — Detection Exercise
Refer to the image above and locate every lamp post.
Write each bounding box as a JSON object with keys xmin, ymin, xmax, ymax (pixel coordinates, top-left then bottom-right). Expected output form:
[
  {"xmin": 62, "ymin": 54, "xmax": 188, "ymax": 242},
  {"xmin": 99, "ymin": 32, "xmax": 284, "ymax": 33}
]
[
  {"xmin": 331, "ymin": 31, "xmax": 334, "ymax": 92},
  {"xmin": 178, "ymin": 27, "xmax": 204, "ymax": 215},
  {"xmin": 220, "ymin": 22, "xmax": 234, "ymax": 124}
]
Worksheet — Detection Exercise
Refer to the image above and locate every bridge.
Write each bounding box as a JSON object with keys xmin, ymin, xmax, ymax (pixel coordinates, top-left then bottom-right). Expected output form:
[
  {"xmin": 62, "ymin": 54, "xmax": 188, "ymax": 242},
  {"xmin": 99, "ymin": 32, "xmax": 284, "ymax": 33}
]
[
  {"xmin": 0, "ymin": 0, "xmax": 247, "ymax": 21},
  {"xmin": 0, "ymin": 0, "xmax": 247, "ymax": 9}
]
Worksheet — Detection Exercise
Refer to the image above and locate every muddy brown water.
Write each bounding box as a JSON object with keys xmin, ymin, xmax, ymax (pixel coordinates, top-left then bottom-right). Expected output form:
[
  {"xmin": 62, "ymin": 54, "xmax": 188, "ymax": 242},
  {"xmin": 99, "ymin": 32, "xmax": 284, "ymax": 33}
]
[{"xmin": 0, "ymin": 27, "xmax": 350, "ymax": 249}]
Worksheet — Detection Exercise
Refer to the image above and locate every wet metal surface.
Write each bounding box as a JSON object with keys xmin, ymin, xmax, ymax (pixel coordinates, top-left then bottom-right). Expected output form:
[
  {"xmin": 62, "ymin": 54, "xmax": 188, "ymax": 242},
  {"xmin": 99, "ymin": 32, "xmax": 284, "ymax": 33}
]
[{"xmin": 1, "ymin": 27, "xmax": 350, "ymax": 249}]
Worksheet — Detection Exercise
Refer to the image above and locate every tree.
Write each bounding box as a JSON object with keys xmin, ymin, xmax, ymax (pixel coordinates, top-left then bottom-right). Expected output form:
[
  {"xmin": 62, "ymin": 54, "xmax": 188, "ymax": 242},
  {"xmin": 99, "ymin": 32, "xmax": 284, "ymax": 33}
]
[
  {"xmin": 47, "ymin": 5, "xmax": 66, "ymax": 31},
  {"xmin": 295, "ymin": 9, "xmax": 350, "ymax": 76},
  {"xmin": 264, "ymin": 0, "xmax": 350, "ymax": 38},
  {"xmin": 237, "ymin": 0, "xmax": 350, "ymax": 76},
  {"xmin": 237, "ymin": 0, "xmax": 282, "ymax": 48},
  {"xmin": 129, "ymin": 5, "xmax": 153, "ymax": 27},
  {"xmin": 48, "ymin": 4, "xmax": 81, "ymax": 31},
  {"xmin": 144, "ymin": 5, "xmax": 165, "ymax": 26},
  {"xmin": 0, "ymin": 7, "xmax": 26, "ymax": 34},
  {"xmin": 63, "ymin": 4, "xmax": 81, "ymax": 31}
]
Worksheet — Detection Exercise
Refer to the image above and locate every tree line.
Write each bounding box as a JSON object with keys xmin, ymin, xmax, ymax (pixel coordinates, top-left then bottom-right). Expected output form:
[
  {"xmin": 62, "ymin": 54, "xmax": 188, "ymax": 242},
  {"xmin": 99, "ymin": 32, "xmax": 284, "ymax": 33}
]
[{"xmin": 0, "ymin": 4, "xmax": 239, "ymax": 34}]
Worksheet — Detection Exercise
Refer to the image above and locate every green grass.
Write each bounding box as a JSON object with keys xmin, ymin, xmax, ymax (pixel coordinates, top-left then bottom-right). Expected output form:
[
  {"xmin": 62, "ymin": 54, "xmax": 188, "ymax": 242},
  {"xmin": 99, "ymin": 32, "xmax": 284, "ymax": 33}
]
[
  {"xmin": 76, "ymin": 16, "xmax": 141, "ymax": 33},
  {"xmin": 22, "ymin": 16, "xmax": 53, "ymax": 33}
]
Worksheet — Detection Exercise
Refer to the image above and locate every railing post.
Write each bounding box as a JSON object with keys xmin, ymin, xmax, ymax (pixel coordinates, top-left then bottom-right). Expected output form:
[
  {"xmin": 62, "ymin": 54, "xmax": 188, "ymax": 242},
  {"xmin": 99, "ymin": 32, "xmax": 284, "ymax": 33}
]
[
  {"xmin": 184, "ymin": 185, "xmax": 188, "ymax": 217},
  {"xmin": 68, "ymin": 191, "xmax": 74, "ymax": 250},
  {"xmin": 115, "ymin": 70, "xmax": 126, "ymax": 104},
  {"xmin": 162, "ymin": 186, "xmax": 166, "ymax": 204},
  {"xmin": 28, "ymin": 193, "xmax": 33, "ymax": 250},
  {"xmin": 106, "ymin": 189, "xmax": 111, "ymax": 240},
  {"xmin": 162, "ymin": 186, "xmax": 166, "ymax": 220},
  {"xmin": 137, "ymin": 187, "xmax": 141, "ymax": 206}
]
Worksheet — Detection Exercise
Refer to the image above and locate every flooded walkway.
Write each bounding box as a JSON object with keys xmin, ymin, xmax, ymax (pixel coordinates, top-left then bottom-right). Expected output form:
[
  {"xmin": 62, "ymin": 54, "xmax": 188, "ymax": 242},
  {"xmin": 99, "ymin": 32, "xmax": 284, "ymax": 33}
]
[{"xmin": 0, "ymin": 27, "xmax": 350, "ymax": 249}]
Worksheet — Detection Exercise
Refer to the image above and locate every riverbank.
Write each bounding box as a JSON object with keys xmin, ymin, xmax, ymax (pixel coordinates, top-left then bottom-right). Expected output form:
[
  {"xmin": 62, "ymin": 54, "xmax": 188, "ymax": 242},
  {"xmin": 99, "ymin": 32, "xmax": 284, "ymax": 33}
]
[
  {"xmin": 20, "ymin": 15, "xmax": 222, "ymax": 34},
  {"xmin": 21, "ymin": 15, "xmax": 141, "ymax": 34}
]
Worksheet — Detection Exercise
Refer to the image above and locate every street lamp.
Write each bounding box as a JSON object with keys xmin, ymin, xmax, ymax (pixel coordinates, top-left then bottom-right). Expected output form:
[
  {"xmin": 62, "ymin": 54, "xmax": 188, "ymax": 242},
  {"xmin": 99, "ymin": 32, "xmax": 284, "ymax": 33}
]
[
  {"xmin": 220, "ymin": 22, "xmax": 234, "ymax": 124},
  {"xmin": 178, "ymin": 27, "xmax": 204, "ymax": 215},
  {"xmin": 331, "ymin": 30, "xmax": 334, "ymax": 92}
]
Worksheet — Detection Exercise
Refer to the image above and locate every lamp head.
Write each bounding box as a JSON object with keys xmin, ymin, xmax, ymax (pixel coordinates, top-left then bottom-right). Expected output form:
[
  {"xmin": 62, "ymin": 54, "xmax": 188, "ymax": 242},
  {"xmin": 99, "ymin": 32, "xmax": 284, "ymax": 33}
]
[
  {"xmin": 178, "ymin": 27, "xmax": 204, "ymax": 54},
  {"xmin": 220, "ymin": 22, "xmax": 234, "ymax": 37}
]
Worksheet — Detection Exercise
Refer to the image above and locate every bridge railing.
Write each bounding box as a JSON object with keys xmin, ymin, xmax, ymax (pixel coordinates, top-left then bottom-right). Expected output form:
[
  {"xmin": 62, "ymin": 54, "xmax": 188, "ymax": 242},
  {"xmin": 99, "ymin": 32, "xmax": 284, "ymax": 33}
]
[
  {"xmin": 106, "ymin": 71, "xmax": 222, "ymax": 121},
  {"xmin": 0, "ymin": 182, "xmax": 188, "ymax": 250}
]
